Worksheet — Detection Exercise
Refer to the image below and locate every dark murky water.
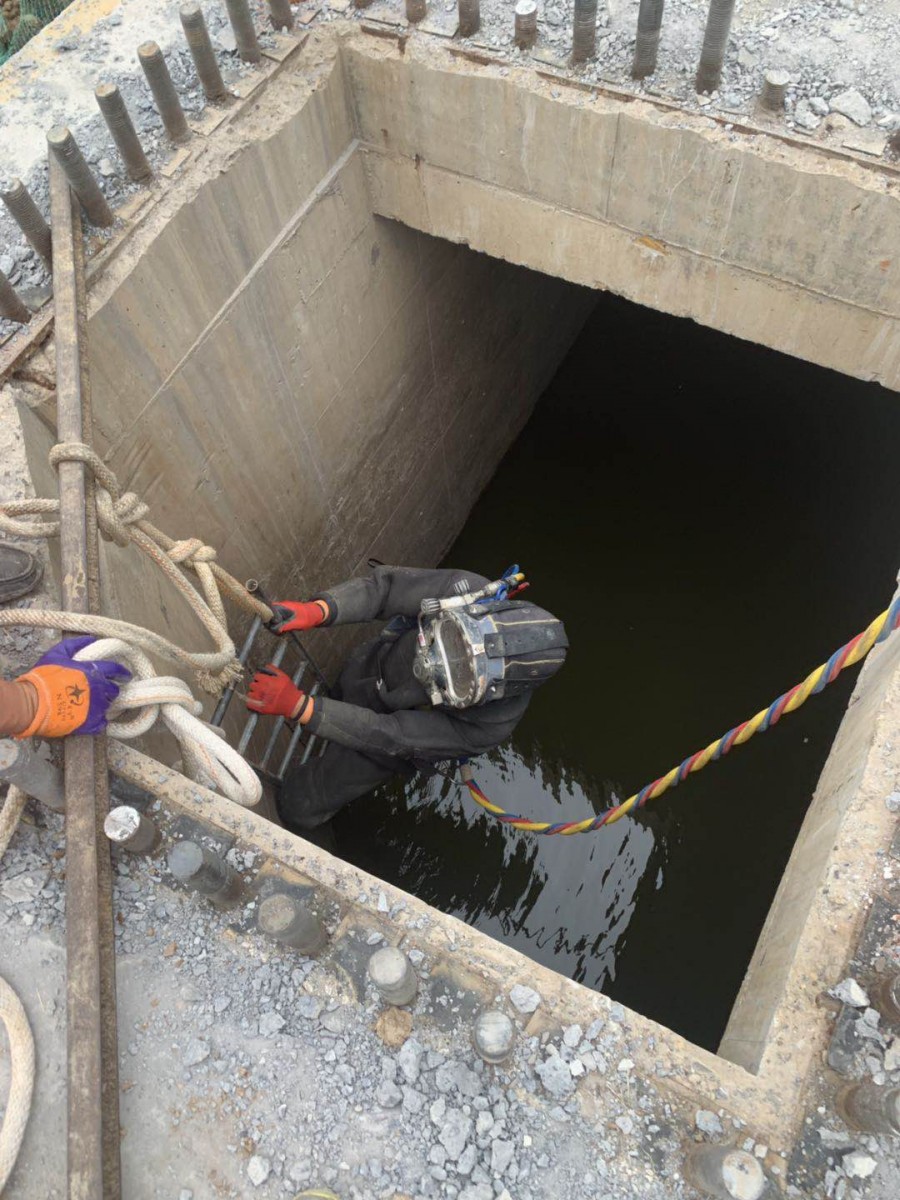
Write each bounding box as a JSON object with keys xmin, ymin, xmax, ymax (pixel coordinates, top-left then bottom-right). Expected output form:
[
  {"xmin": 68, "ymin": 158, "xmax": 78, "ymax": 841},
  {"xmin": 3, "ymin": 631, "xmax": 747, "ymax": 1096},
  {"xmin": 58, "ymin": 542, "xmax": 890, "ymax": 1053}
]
[{"xmin": 333, "ymin": 292, "xmax": 900, "ymax": 1050}]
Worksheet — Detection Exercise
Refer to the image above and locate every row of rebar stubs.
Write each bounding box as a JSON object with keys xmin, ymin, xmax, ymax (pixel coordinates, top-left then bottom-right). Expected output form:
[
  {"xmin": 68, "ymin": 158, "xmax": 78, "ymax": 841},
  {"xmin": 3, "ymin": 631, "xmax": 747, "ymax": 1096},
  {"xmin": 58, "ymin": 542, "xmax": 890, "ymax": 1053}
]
[{"xmin": 0, "ymin": 0, "xmax": 284, "ymax": 326}]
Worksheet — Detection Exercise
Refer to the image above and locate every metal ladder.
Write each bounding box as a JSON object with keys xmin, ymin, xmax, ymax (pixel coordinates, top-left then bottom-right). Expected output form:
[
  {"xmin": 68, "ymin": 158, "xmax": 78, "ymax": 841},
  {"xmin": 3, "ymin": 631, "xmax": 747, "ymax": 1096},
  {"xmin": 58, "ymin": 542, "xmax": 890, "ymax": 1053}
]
[{"xmin": 210, "ymin": 579, "xmax": 329, "ymax": 785}]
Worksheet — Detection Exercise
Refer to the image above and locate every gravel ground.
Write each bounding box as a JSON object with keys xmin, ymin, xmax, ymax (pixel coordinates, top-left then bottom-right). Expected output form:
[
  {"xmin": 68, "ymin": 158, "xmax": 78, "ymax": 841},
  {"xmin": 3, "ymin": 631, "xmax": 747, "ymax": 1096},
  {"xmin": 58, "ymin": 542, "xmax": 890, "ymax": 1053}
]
[
  {"xmin": 0, "ymin": 802, "xmax": 694, "ymax": 1199},
  {"xmin": 3, "ymin": 0, "xmax": 900, "ymax": 343},
  {"xmin": 446, "ymin": 0, "xmax": 900, "ymax": 139},
  {"xmin": 0, "ymin": 786, "xmax": 898, "ymax": 1199},
  {"xmin": 0, "ymin": 0, "xmax": 277, "ymax": 341}
]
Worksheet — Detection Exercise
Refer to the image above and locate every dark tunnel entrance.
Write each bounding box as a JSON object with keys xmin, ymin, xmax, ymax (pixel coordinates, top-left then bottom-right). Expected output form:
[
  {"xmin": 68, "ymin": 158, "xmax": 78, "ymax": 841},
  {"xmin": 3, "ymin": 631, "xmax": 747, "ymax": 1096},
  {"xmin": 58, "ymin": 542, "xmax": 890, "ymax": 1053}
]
[{"xmin": 329, "ymin": 290, "xmax": 900, "ymax": 1051}]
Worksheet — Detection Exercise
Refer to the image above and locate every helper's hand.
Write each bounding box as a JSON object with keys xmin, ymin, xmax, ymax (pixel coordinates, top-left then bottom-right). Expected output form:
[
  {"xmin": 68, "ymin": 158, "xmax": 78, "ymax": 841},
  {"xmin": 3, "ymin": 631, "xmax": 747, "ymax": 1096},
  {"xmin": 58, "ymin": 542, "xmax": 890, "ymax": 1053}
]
[
  {"xmin": 246, "ymin": 665, "xmax": 311, "ymax": 721},
  {"xmin": 270, "ymin": 599, "xmax": 329, "ymax": 634},
  {"xmin": 16, "ymin": 635, "xmax": 131, "ymax": 738}
]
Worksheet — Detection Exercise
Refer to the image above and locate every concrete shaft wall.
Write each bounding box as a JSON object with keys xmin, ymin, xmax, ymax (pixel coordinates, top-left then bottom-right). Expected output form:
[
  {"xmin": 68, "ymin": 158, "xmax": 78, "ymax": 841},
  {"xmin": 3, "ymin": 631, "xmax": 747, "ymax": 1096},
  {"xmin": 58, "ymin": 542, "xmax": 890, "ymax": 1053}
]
[
  {"xmin": 20, "ymin": 47, "xmax": 592, "ymax": 672},
  {"xmin": 349, "ymin": 37, "xmax": 900, "ymax": 394}
]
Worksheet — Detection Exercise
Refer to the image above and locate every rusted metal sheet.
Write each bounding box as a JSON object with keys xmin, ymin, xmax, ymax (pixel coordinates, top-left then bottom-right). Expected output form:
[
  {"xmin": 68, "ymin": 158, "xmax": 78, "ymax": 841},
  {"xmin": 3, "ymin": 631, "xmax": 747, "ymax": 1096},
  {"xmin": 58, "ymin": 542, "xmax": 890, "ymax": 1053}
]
[{"xmin": 48, "ymin": 154, "xmax": 121, "ymax": 1200}]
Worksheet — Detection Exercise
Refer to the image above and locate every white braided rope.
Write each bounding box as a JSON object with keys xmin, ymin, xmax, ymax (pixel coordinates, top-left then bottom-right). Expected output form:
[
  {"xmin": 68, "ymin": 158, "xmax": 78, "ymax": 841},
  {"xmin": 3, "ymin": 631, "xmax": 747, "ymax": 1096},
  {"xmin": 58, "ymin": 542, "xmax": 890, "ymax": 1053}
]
[
  {"xmin": 0, "ymin": 444, "xmax": 273, "ymax": 1189},
  {"xmin": 0, "ymin": 441, "xmax": 274, "ymax": 694},
  {"xmin": 0, "ymin": 785, "xmax": 34, "ymax": 1193},
  {"xmin": 76, "ymin": 639, "xmax": 261, "ymax": 808},
  {"xmin": 0, "ymin": 971, "xmax": 34, "ymax": 1195}
]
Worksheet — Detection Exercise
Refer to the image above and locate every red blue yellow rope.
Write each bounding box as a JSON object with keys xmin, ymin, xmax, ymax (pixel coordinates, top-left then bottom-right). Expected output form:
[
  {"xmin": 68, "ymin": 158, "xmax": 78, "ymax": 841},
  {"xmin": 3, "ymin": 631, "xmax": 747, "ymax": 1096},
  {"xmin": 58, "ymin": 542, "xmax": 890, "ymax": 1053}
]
[{"xmin": 460, "ymin": 593, "xmax": 900, "ymax": 836}]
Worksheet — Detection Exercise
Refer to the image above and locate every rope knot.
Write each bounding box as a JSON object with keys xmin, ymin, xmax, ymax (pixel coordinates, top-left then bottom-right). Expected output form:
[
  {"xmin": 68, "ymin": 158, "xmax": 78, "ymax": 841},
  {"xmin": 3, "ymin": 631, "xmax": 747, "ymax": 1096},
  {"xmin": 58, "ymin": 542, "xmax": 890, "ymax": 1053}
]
[
  {"xmin": 95, "ymin": 490, "xmax": 149, "ymax": 548},
  {"xmin": 168, "ymin": 538, "xmax": 217, "ymax": 566},
  {"xmin": 112, "ymin": 492, "xmax": 149, "ymax": 527}
]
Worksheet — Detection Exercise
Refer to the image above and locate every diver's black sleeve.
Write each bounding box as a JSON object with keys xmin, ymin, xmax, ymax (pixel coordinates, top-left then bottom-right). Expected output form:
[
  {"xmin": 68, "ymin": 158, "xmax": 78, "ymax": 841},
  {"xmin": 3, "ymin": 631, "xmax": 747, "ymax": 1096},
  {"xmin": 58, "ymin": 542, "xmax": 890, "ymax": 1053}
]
[
  {"xmin": 306, "ymin": 691, "xmax": 529, "ymax": 762},
  {"xmin": 313, "ymin": 565, "xmax": 490, "ymax": 626}
]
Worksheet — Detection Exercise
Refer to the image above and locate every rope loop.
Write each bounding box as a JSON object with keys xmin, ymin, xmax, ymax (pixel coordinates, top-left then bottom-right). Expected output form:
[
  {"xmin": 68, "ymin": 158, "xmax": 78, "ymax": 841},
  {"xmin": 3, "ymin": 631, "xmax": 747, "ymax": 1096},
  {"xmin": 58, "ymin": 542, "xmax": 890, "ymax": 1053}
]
[
  {"xmin": 0, "ymin": 440, "xmax": 253, "ymax": 693},
  {"xmin": 48, "ymin": 441, "xmax": 121, "ymax": 498}
]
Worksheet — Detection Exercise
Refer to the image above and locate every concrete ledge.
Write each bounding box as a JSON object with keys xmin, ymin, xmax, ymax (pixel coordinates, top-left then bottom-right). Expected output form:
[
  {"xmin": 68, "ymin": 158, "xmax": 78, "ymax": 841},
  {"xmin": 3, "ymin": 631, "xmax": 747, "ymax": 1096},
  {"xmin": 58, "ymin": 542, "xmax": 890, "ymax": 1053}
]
[{"xmin": 349, "ymin": 34, "xmax": 900, "ymax": 391}]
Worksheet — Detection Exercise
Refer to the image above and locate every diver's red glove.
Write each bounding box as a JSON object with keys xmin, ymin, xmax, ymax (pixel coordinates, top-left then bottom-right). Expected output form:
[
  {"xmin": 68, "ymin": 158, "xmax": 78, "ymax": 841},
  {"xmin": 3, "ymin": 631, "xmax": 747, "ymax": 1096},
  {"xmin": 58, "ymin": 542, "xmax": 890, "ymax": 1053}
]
[
  {"xmin": 270, "ymin": 600, "xmax": 329, "ymax": 634},
  {"xmin": 246, "ymin": 665, "xmax": 313, "ymax": 722}
]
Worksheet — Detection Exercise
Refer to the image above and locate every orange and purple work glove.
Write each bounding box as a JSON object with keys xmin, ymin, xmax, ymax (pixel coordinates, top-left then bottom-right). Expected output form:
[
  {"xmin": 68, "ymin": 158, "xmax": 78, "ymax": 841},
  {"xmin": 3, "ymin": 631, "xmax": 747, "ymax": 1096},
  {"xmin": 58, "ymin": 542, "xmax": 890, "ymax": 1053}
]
[
  {"xmin": 14, "ymin": 636, "xmax": 130, "ymax": 739},
  {"xmin": 246, "ymin": 665, "xmax": 313, "ymax": 723},
  {"xmin": 270, "ymin": 599, "xmax": 329, "ymax": 634}
]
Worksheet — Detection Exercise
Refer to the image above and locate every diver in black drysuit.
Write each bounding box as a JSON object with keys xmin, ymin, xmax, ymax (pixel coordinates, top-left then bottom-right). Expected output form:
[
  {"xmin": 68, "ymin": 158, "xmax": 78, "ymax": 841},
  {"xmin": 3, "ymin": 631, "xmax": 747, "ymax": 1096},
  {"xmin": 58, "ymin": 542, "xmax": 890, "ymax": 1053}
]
[{"xmin": 245, "ymin": 565, "xmax": 567, "ymax": 832}]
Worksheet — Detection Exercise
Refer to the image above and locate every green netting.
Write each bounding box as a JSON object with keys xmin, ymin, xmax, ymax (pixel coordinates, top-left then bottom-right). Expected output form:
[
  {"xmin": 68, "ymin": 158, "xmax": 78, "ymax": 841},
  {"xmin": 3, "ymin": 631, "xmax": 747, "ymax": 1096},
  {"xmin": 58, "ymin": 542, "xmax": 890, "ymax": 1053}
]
[{"xmin": 0, "ymin": 0, "xmax": 72, "ymax": 65}]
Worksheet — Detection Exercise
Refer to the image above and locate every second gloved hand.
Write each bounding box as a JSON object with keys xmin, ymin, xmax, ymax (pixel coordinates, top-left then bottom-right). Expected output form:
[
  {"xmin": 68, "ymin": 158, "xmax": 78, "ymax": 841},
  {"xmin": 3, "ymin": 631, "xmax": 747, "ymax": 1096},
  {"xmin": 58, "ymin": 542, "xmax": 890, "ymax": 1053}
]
[
  {"xmin": 246, "ymin": 665, "xmax": 312, "ymax": 722},
  {"xmin": 15, "ymin": 635, "xmax": 131, "ymax": 739},
  {"xmin": 270, "ymin": 599, "xmax": 329, "ymax": 634}
]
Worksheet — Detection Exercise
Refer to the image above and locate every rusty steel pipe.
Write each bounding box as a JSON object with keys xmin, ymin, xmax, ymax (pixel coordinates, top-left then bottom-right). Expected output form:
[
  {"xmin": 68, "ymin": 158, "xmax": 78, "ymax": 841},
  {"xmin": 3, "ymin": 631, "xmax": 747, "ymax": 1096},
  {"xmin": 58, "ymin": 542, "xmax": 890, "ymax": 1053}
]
[
  {"xmin": 406, "ymin": 0, "xmax": 426, "ymax": 20},
  {"xmin": 49, "ymin": 154, "xmax": 122, "ymax": 1198},
  {"xmin": 95, "ymin": 84, "xmax": 153, "ymax": 182},
  {"xmin": 138, "ymin": 41, "xmax": 191, "ymax": 143},
  {"xmin": 46, "ymin": 126, "xmax": 114, "ymax": 228},
  {"xmin": 0, "ymin": 177, "xmax": 52, "ymax": 268},
  {"xmin": 180, "ymin": 4, "xmax": 229, "ymax": 101},
  {"xmin": 0, "ymin": 269, "xmax": 30, "ymax": 324},
  {"xmin": 224, "ymin": 0, "xmax": 262, "ymax": 63}
]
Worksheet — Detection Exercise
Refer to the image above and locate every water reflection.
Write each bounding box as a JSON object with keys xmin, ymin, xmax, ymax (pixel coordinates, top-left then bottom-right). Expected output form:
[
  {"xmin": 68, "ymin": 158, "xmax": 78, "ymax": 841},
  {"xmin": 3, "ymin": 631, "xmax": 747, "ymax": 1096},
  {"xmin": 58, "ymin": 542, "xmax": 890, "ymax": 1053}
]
[
  {"xmin": 333, "ymin": 289, "xmax": 899, "ymax": 1050},
  {"xmin": 380, "ymin": 744, "xmax": 656, "ymax": 992}
]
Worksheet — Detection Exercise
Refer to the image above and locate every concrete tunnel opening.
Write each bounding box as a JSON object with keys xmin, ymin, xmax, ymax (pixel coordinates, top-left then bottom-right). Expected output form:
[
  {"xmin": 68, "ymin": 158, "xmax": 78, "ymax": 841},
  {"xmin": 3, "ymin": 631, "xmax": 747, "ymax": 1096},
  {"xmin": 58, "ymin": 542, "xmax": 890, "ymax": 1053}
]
[
  {"xmin": 78, "ymin": 175, "xmax": 900, "ymax": 1058},
  {"xmin": 284, "ymin": 280, "xmax": 900, "ymax": 1055}
]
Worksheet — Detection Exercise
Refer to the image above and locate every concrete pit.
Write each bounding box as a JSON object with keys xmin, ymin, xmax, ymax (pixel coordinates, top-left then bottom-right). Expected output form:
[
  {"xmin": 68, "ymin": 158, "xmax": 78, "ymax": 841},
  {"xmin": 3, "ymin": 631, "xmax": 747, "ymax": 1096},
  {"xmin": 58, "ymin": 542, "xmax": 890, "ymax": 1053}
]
[{"xmin": 1, "ymin": 10, "xmax": 900, "ymax": 1200}]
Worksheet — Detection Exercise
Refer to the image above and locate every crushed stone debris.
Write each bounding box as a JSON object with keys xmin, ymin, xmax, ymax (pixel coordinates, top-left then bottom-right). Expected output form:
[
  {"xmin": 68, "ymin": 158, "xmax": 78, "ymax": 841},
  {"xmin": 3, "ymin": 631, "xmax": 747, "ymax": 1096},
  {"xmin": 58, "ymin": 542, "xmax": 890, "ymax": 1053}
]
[
  {"xmin": 509, "ymin": 983, "xmax": 541, "ymax": 1013},
  {"xmin": 830, "ymin": 977, "xmax": 870, "ymax": 1008},
  {"xmin": 695, "ymin": 1109, "xmax": 724, "ymax": 1136},
  {"xmin": 842, "ymin": 1150, "xmax": 877, "ymax": 1179}
]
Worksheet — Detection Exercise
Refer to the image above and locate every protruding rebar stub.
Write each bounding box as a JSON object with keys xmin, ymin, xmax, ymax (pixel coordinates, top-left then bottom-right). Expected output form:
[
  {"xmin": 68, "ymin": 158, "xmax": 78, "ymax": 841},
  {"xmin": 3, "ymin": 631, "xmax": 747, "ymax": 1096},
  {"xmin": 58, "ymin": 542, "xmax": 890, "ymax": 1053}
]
[
  {"xmin": 95, "ymin": 84, "xmax": 153, "ymax": 182},
  {"xmin": 872, "ymin": 971, "xmax": 900, "ymax": 1024},
  {"xmin": 367, "ymin": 946, "xmax": 418, "ymax": 1006},
  {"xmin": 180, "ymin": 4, "xmax": 229, "ymax": 102},
  {"xmin": 406, "ymin": 0, "xmax": 427, "ymax": 22},
  {"xmin": 632, "ymin": 0, "xmax": 665, "ymax": 79},
  {"xmin": 0, "ymin": 270, "xmax": 31, "ymax": 325},
  {"xmin": 683, "ymin": 1145, "xmax": 766, "ymax": 1200},
  {"xmin": 167, "ymin": 839, "xmax": 243, "ymax": 908},
  {"xmin": 571, "ymin": 0, "xmax": 598, "ymax": 64},
  {"xmin": 695, "ymin": 0, "xmax": 736, "ymax": 94},
  {"xmin": 224, "ymin": 0, "xmax": 262, "ymax": 63},
  {"xmin": 837, "ymin": 1082, "xmax": 900, "ymax": 1136},
  {"xmin": 46, "ymin": 125, "xmax": 115, "ymax": 228},
  {"xmin": 458, "ymin": 0, "xmax": 480, "ymax": 39},
  {"xmin": 514, "ymin": 0, "xmax": 537, "ymax": 50},
  {"xmin": 0, "ymin": 177, "xmax": 52, "ymax": 268},
  {"xmin": 266, "ymin": 0, "xmax": 294, "ymax": 31},
  {"xmin": 258, "ymin": 893, "xmax": 328, "ymax": 955},
  {"xmin": 759, "ymin": 69, "xmax": 790, "ymax": 112},
  {"xmin": 473, "ymin": 1010, "xmax": 515, "ymax": 1064},
  {"xmin": 0, "ymin": 737, "xmax": 64, "ymax": 809},
  {"xmin": 138, "ymin": 41, "xmax": 191, "ymax": 144},
  {"xmin": 104, "ymin": 805, "xmax": 160, "ymax": 855}
]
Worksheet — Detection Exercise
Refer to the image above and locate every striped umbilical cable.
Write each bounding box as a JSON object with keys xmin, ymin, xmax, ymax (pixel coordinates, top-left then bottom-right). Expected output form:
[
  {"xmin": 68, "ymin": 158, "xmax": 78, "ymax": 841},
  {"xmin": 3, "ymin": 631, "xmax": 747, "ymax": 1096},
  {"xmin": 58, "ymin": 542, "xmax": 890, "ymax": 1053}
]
[{"xmin": 461, "ymin": 592, "xmax": 900, "ymax": 835}]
